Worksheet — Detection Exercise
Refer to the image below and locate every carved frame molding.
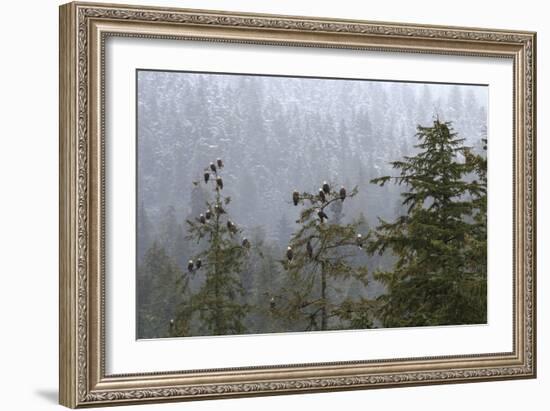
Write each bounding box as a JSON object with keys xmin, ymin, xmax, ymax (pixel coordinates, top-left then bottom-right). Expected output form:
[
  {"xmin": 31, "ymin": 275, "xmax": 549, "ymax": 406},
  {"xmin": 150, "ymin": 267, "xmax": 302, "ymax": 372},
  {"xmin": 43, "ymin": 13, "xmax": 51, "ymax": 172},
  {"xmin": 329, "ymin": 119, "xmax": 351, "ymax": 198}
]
[{"xmin": 59, "ymin": 2, "xmax": 536, "ymax": 407}]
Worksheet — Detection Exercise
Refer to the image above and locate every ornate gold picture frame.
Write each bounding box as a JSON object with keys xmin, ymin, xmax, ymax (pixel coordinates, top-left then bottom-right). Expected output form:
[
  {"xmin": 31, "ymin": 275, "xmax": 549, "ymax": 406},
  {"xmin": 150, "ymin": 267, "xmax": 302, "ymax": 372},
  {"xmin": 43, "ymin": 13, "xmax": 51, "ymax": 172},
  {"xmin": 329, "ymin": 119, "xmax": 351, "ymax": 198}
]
[{"xmin": 59, "ymin": 1, "xmax": 536, "ymax": 408}]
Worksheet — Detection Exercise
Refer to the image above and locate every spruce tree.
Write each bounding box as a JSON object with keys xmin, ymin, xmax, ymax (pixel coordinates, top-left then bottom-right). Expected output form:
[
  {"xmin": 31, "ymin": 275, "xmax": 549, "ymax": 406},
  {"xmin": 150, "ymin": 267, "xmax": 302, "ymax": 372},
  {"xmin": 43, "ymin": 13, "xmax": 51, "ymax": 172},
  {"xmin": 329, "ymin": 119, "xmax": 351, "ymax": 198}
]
[
  {"xmin": 275, "ymin": 183, "xmax": 371, "ymax": 331},
  {"xmin": 368, "ymin": 119, "xmax": 487, "ymax": 327},
  {"xmin": 174, "ymin": 159, "xmax": 249, "ymax": 336},
  {"xmin": 137, "ymin": 241, "xmax": 188, "ymax": 339}
]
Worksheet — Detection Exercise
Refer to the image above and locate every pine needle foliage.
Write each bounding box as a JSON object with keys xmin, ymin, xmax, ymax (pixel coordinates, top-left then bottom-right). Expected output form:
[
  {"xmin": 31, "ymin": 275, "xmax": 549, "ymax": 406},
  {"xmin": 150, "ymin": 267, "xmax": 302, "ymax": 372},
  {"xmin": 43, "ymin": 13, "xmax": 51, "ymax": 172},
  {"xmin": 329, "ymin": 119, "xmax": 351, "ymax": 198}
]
[
  {"xmin": 275, "ymin": 184, "xmax": 372, "ymax": 331},
  {"xmin": 368, "ymin": 119, "xmax": 487, "ymax": 327},
  {"xmin": 173, "ymin": 160, "xmax": 249, "ymax": 336}
]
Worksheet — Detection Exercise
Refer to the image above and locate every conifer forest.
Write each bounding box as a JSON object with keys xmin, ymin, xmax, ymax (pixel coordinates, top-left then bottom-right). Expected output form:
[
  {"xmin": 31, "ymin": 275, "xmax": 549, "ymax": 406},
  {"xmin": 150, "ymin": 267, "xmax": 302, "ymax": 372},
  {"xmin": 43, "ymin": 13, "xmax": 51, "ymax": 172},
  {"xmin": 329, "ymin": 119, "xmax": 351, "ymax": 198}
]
[{"xmin": 136, "ymin": 70, "xmax": 488, "ymax": 339}]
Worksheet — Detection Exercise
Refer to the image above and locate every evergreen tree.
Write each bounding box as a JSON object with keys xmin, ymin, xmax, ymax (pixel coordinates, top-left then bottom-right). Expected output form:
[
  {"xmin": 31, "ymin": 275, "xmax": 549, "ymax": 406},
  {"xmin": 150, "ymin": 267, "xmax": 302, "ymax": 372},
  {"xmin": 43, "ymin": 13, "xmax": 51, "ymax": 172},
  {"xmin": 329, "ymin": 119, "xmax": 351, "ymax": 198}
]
[
  {"xmin": 368, "ymin": 119, "xmax": 487, "ymax": 327},
  {"xmin": 462, "ymin": 135, "xmax": 487, "ymax": 315},
  {"xmin": 175, "ymin": 160, "xmax": 250, "ymax": 336},
  {"xmin": 137, "ymin": 241, "xmax": 188, "ymax": 339},
  {"xmin": 275, "ymin": 183, "xmax": 371, "ymax": 331}
]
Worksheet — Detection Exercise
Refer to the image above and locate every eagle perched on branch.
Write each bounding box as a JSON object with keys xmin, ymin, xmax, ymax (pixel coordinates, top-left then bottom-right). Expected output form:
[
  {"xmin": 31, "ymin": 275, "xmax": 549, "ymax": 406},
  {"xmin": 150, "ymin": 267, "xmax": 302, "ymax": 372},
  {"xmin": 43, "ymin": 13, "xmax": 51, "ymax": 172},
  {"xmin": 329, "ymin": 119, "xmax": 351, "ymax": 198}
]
[
  {"xmin": 317, "ymin": 209, "xmax": 328, "ymax": 222},
  {"xmin": 227, "ymin": 220, "xmax": 237, "ymax": 234},
  {"xmin": 292, "ymin": 190, "xmax": 300, "ymax": 206},
  {"xmin": 286, "ymin": 246, "xmax": 293, "ymax": 261},
  {"xmin": 339, "ymin": 186, "xmax": 346, "ymax": 201},
  {"xmin": 318, "ymin": 189, "xmax": 326, "ymax": 203}
]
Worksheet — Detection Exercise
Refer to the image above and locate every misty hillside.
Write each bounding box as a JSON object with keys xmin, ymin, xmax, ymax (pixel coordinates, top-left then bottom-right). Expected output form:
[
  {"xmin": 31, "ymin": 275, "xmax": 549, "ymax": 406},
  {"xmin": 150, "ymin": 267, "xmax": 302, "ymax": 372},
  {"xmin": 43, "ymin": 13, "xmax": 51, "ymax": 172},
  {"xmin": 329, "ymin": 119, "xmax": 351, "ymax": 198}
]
[
  {"xmin": 137, "ymin": 70, "xmax": 487, "ymax": 261},
  {"xmin": 135, "ymin": 70, "xmax": 488, "ymax": 338}
]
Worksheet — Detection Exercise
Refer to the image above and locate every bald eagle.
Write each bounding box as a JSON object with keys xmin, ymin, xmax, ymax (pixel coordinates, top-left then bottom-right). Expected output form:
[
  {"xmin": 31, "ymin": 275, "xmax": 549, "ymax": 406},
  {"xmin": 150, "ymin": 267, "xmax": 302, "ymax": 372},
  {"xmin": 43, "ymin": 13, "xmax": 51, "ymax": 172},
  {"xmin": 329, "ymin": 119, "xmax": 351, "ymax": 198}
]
[
  {"xmin": 199, "ymin": 213, "xmax": 206, "ymax": 224},
  {"xmin": 270, "ymin": 296, "xmax": 276, "ymax": 310},
  {"xmin": 292, "ymin": 190, "xmax": 300, "ymax": 206},
  {"xmin": 317, "ymin": 209, "xmax": 328, "ymax": 222},
  {"xmin": 205, "ymin": 209, "xmax": 212, "ymax": 220},
  {"xmin": 217, "ymin": 158, "xmax": 224, "ymax": 168},
  {"xmin": 210, "ymin": 162, "xmax": 217, "ymax": 172},
  {"xmin": 356, "ymin": 233, "xmax": 363, "ymax": 248},
  {"xmin": 286, "ymin": 246, "xmax": 293, "ymax": 261},
  {"xmin": 187, "ymin": 260, "xmax": 194, "ymax": 272},
  {"xmin": 340, "ymin": 186, "xmax": 346, "ymax": 201},
  {"xmin": 322, "ymin": 181, "xmax": 330, "ymax": 194},
  {"xmin": 227, "ymin": 220, "xmax": 237, "ymax": 233},
  {"xmin": 242, "ymin": 238, "xmax": 250, "ymax": 248},
  {"xmin": 318, "ymin": 188, "xmax": 326, "ymax": 203},
  {"xmin": 307, "ymin": 240, "xmax": 313, "ymax": 259},
  {"xmin": 214, "ymin": 204, "xmax": 225, "ymax": 214},
  {"xmin": 216, "ymin": 176, "xmax": 223, "ymax": 190},
  {"xmin": 204, "ymin": 172, "xmax": 210, "ymax": 184},
  {"xmin": 196, "ymin": 258, "xmax": 202, "ymax": 269}
]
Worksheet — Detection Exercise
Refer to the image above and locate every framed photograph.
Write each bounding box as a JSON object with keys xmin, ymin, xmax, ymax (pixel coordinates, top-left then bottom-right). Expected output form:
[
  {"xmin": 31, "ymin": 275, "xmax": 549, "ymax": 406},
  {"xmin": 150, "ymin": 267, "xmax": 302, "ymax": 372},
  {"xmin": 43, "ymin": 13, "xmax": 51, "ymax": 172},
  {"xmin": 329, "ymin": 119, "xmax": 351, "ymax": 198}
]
[{"xmin": 59, "ymin": 2, "xmax": 537, "ymax": 408}]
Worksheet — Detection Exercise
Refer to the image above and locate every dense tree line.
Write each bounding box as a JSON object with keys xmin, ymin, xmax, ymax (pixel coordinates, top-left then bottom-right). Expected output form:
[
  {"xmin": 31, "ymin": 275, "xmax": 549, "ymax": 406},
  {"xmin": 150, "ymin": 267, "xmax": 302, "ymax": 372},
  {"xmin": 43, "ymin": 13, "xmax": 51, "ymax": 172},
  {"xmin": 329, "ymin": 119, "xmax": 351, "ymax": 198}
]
[{"xmin": 137, "ymin": 72, "xmax": 487, "ymax": 258}]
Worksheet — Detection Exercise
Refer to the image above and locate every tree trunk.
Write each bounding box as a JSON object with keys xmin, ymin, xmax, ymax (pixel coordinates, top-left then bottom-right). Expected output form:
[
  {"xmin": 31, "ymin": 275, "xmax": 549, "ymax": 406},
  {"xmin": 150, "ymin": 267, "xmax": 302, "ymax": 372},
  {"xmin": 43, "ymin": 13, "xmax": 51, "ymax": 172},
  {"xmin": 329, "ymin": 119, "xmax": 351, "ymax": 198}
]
[{"xmin": 320, "ymin": 269, "xmax": 327, "ymax": 330}]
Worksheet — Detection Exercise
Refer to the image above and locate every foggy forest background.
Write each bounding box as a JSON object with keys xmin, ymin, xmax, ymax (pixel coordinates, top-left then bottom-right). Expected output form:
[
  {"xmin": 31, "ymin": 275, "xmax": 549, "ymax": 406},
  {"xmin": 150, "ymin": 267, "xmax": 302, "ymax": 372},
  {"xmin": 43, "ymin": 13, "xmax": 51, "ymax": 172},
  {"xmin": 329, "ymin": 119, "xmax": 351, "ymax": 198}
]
[{"xmin": 136, "ymin": 70, "xmax": 488, "ymax": 339}]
